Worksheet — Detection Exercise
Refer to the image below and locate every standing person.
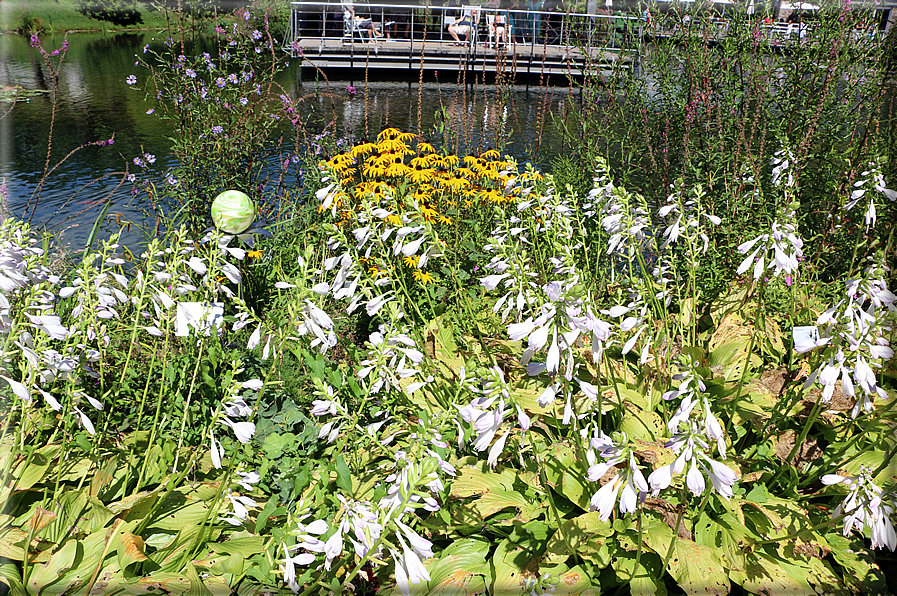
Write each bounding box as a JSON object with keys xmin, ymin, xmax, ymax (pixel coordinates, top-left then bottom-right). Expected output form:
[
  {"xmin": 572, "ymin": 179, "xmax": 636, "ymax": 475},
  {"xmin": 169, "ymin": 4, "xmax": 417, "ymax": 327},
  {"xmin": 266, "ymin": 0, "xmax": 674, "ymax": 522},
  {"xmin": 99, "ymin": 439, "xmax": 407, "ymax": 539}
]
[{"xmin": 526, "ymin": 0, "xmax": 541, "ymax": 42}]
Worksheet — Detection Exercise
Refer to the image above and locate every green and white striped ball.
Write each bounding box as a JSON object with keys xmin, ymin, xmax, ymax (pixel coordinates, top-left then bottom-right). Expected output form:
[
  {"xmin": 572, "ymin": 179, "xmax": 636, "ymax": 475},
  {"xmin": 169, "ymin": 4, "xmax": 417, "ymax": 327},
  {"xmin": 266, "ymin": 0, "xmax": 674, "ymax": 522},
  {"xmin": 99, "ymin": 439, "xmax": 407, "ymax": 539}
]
[{"xmin": 211, "ymin": 190, "xmax": 255, "ymax": 234}]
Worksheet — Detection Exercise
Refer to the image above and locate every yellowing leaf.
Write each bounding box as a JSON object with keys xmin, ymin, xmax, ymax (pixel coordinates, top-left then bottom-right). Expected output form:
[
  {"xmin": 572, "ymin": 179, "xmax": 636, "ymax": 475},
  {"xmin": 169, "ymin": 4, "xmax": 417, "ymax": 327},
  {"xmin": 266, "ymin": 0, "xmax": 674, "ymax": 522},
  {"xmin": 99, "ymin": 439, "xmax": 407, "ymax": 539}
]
[
  {"xmin": 25, "ymin": 507, "xmax": 57, "ymax": 535},
  {"xmin": 117, "ymin": 532, "xmax": 149, "ymax": 568}
]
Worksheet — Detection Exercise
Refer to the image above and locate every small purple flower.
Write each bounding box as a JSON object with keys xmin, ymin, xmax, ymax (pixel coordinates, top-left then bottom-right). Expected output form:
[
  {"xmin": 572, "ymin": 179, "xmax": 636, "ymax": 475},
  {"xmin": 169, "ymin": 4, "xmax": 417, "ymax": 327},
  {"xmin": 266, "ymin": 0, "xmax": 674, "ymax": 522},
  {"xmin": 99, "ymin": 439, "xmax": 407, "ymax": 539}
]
[
  {"xmin": 186, "ymin": 69, "xmax": 197, "ymax": 79},
  {"xmin": 228, "ymin": 73, "xmax": 239, "ymax": 84},
  {"xmin": 178, "ymin": 54, "xmax": 186, "ymax": 62},
  {"xmin": 212, "ymin": 126, "xmax": 224, "ymax": 134},
  {"xmin": 167, "ymin": 175, "xmax": 178, "ymax": 185},
  {"xmin": 126, "ymin": 174, "xmax": 136, "ymax": 182},
  {"xmin": 215, "ymin": 26, "xmax": 225, "ymax": 34},
  {"xmin": 133, "ymin": 157, "xmax": 145, "ymax": 167},
  {"xmin": 106, "ymin": 138, "xmax": 114, "ymax": 145},
  {"xmin": 30, "ymin": 34, "xmax": 40, "ymax": 48},
  {"xmin": 143, "ymin": 44, "xmax": 149, "ymax": 53},
  {"xmin": 216, "ymin": 77, "xmax": 226, "ymax": 88},
  {"xmin": 200, "ymin": 87, "xmax": 209, "ymax": 99},
  {"xmin": 346, "ymin": 85, "xmax": 357, "ymax": 95},
  {"xmin": 144, "ymin": 153, "xmax": 156, "ymax": 164},
  {"xmin": 146, "ymin": 108, "xmax": 155, "ymax": 115},
  {"xmin": 126, "ymin": 75, "xmax": 137, "ymax": 85},
  {"xmin": 244, "ymin": 11, "xmax": 251, "ymax": 20},
  {"xmin": 252, "ymin": 30, "xmax": 263, "ymax": 40},
  {"xmin": 239, "ymin": 97, "xmax": 248, "ymax": 106}
]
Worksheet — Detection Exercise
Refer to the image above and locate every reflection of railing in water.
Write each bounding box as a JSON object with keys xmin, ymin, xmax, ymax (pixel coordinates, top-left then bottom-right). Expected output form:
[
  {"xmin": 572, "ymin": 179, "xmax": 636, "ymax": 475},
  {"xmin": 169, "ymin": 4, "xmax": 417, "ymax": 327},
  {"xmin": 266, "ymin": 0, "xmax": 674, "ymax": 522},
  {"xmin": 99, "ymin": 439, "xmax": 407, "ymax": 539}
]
[{"xmin": 285, "ymin": 2, "xmax": 640, "ymax": 77}]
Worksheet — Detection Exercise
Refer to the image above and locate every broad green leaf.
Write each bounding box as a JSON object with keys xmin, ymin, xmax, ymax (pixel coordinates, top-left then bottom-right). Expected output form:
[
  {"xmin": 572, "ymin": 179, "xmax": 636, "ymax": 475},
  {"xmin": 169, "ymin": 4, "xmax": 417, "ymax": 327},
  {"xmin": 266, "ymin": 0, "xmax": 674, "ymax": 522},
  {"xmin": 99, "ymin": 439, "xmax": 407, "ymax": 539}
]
[
  {"xmin": 620, "ymin": 408, "xmax": 664, "ymax": 441},
  {"xmin": 728, "ymin": 551, "xmax": 816, "ymax": 596},
  {"xmin": 612, "ymin": 552, "xmax": 668, "ymax": 596},
  {"xmin": 423, "ymin": 538, "xmax": 490, "ymax": 596},
  {"xmin": 12, "ymin": 445, "xmax": 58, "ymax": 491},
  {"xmin": 25, "ymin": 536, "xmax": 78, "ymax": 593},
  {"xmin": 539, "ymin": 564, "xmax": 600, "ymax": 596},
  {"xmin": 542, "ymin": 442, "xmax": 590, "ymax": 510},
  {"xmin": 491, "ymin": 538, "xmax": 533, "ymax": 594},
  {"xmin": 120, "ymin": 571, "xmax": 231, "ymax": 595},
  {"xmin": 185, "ymin": 562, "xmax": 214, "ymax": 596},
  {"xmin": 642, "ymin": 522, "xmax": 729, "ymax": 595},
  {"xmin": 450, "ymin": 460, "xmax": 540, "ymax": 497},
  {"xmin": 543, "ymin": 512, "xmax": 613, "ymax": 566},
  {"xmin": 0, "ymin": 528, "xmax": 30, "ymax": 562},
  {"xmin": 826, "ymin": 533, "xmax": 890, "ymax": 595},
  {"xmin": 89, "ymin": 455, "xmax": 121, "ymax": 498},
  {"xmin": 709, "ymin": 340, "xmax": 762, "ymax": 381},
  {"xmin": 207, "ymin": 536, "xmax": 266, "ymax": 558},
  {"xmin": 335, "ymin": 456, "xmax": 352, "ymax": 495}
]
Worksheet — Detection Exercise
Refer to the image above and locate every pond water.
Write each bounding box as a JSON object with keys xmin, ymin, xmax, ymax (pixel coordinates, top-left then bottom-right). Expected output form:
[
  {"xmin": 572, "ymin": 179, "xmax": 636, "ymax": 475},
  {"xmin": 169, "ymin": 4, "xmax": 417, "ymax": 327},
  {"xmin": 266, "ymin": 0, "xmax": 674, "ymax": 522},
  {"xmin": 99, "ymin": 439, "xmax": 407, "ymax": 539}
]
[{"xmin": 0, "ymin": 31, "xmax": 578, "ymax": 248}]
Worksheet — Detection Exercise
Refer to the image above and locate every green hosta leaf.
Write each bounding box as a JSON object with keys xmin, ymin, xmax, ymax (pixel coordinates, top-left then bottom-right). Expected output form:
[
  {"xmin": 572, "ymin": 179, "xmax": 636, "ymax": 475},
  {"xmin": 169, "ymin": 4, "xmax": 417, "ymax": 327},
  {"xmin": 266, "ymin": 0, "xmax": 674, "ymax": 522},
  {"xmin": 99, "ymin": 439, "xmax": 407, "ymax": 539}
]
[
  {"xmin": 620, "ymin": 408, "xmax": 664, "ymax": 441},
  {"xmin": 119, "ymin": 571, "xmax": 231, "ymax": 595},
  {"xmin": 728, "ymin": 550, "xmax": 816, "ymax": 596},
  {"xmin": 542, "ymin": 442, "xmax": 590, "ymax": 510},
  {"xmin": 89, "ymin": 454, "xmax": 122, "ymax": 499},
  {"xmin": 612, "ymin": 552, "xmax": 668, "ymax": 596},
  {"xmin": 825, "ymin": 533, "xmax": 890, "ymax": 595},
  {"xmin": 0, "ymin": 561, "xmax": 27, "ymax": 596},
  {"xmin": 491, "ymin": 538, "xmax": 532, "ymax": 594},
  {"xmin": 709, "ymin": 340, "xmax": 762, "ymax": 381},
  {"xmin": 543, "ymin": 511, "xmax": 613, "ymax": 566},
  {"xmin": 642, "ymin": 522, "xmax": 729, "ymax": 595},
  {"xmin": 25, "ymin": 536, "xmax": 79, "ymax": 593},
  {"xmin": 539, "ymin": 564, "xmax": 600, "ymax": 596},
  {"xmin": 422, "ymin": 538, "xmax": 490, "ymax": 596},
  {"xmin": 185, "ymin": 562, "xmax": 215, "ymax": 596},
  {"xmin": 12, "ymin": 444, "xmax": 61, "ymax": 492},
  {"xmin": 335, "ymin": 456, "xmax": 352, "ymax": 495},
  {"xmin": 207, "ymin": 536, "xmax": 266, "ymax": 558},
  {"xmin": 450, "ymin": 461, "xmax": 543, "ymax": 524},
  {"xmin": 423, "ymin": 317, "xmax": 463, "ymax": 375}
]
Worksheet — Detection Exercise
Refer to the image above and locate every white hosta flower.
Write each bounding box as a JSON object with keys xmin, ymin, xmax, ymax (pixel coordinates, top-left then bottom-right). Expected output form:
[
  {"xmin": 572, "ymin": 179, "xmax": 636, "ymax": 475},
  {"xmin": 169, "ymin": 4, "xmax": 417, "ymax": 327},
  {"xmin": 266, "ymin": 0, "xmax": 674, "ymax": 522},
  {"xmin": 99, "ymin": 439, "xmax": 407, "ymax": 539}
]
[
  {"xmin": 1, "ymin": 376, "xmax": 32, "ymax": 404},
  {"xmin": 73, "ymin": 406, "xmax": 96, "ymax": 435},
  {"xmin": 221, "ymin": 493, "xmax": 258, "ymax": 525},
  {"xmin": 736, "ymin": 213, "xmax": 803, "ymax": 280},
  {"xmin": 220, "ymin": 417, "xmax": 255, "ymax": 443},
  {"xmin": 585, "ymin": 432, "xmax": 649, "ymax": 521},
  {"xmin": 647, "ymin": 419, "xmax": 737, "ymax": 500},
  {"xmin": 823, "ymin": 468, "xmax": 896, "ymax": 551}
]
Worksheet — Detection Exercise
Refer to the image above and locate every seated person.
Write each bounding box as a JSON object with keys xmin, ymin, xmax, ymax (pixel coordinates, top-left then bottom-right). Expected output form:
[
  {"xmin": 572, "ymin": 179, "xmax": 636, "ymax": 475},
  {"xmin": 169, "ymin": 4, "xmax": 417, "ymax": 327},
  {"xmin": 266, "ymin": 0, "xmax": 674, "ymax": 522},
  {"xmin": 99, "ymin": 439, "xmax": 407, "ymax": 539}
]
[
  {"xmin": 352, "ymin": 15, "xmax": 383, "ymax": 39},
  {"xmin": 490, "ymin": 12, "xmax": 508, "ymax": 46},
  {"xmin": 448, "ymin": 8, "xmax": 479, "ymax": 45}
]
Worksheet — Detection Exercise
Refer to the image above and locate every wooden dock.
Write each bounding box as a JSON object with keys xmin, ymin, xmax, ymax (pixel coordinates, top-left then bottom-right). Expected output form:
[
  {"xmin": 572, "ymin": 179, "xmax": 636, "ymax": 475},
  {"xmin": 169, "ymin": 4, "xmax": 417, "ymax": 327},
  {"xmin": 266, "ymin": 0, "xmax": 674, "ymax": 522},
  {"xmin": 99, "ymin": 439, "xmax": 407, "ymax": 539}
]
[
  {"xmin": 286, "ymin": 2, "xmax": 639, "ymax": 79},
  {"xmin": 290, "ymin": 37, "xmax": 631, "ymax": 78}
]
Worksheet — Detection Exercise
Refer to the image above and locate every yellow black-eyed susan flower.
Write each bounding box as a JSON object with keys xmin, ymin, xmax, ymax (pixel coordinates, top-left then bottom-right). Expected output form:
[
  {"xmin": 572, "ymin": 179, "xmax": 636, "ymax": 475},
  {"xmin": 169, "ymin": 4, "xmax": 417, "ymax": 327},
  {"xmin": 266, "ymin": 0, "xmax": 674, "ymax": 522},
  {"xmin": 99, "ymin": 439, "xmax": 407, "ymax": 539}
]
[{"xmin": 413, "ymin": 269, "xmax": 434, "ymax": 285}]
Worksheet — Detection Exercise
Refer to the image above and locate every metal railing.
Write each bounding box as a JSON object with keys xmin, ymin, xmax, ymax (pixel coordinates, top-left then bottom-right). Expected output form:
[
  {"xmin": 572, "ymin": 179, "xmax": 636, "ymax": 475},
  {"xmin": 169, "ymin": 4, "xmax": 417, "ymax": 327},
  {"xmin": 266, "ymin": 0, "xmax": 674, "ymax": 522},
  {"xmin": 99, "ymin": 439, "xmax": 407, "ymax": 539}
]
[{"xmin": 286, "ymin": 2, "xmax": 641, "ymax": 53}]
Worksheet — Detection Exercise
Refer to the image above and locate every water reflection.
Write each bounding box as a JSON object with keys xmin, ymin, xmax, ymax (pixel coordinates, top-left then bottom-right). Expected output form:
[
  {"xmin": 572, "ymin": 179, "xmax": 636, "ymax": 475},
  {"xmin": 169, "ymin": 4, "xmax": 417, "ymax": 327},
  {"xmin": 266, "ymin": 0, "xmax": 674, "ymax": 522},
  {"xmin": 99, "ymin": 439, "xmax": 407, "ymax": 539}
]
[{"xmin": 1, "ymin": 31, "xmax": 573, "ymax": 249}]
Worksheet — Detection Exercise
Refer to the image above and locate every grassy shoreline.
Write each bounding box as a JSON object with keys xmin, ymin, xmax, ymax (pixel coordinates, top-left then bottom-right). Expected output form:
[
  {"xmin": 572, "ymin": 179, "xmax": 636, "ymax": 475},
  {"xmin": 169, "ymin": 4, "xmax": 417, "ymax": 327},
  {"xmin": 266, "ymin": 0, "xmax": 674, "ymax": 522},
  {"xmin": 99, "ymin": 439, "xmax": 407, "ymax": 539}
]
[{"xmin": 0, "ymin": 0, "xmax": 201, "ymax": 34}]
